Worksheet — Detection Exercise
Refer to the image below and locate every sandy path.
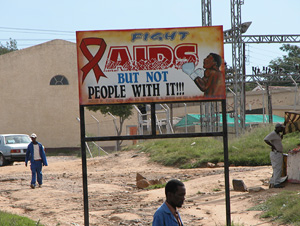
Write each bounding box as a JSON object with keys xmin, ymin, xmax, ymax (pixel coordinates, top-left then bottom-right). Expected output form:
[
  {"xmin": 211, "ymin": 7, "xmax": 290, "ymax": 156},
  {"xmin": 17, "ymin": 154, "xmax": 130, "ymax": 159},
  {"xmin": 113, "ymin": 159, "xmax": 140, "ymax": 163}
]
[{"xmin": 0, "ymin": 150, "xmax": 296, "ymax": 226}]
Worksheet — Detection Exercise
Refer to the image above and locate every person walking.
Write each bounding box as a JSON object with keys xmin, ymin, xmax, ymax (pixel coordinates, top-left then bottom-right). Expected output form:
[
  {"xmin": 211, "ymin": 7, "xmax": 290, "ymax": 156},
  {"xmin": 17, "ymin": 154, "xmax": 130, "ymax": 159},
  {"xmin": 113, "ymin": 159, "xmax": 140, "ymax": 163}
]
[
  {"xmin": 152, "ymin": 179, "xmax": 186, "ymax": 226},
  {"xmin": 25, "ymin": 133, "xmax": 48, "ymax": 189},
  {"xmin": 264, "ymin": 123, "xmax": 285, "ymax": 188}
]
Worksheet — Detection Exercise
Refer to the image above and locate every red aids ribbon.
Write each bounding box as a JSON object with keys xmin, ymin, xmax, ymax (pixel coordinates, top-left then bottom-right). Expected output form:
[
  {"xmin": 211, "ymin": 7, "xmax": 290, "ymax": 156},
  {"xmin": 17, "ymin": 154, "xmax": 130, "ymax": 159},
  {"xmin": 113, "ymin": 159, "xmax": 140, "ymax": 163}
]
[{"xmin": 80, "ymin": 38, "xmax": 107, "ymax": 83}]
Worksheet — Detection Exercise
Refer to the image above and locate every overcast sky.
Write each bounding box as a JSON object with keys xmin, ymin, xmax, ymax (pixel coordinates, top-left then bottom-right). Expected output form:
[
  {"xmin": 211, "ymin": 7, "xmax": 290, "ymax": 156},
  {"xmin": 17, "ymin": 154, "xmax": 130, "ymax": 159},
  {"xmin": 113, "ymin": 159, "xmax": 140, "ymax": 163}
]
[{"xmin": 1, "ymin": 0, "xmax": 299, "ymax": 74}]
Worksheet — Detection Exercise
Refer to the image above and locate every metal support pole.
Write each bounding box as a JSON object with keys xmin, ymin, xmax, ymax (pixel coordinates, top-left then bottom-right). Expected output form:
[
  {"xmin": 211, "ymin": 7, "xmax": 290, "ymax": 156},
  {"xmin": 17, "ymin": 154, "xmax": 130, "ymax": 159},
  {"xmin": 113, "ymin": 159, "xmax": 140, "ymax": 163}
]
[
  {"xmin": 201, "ymin": 0, "xmax": 214, "ymax": 133},
  {"xmin": 222, "ymin": 100, "xmax": 231, "ymax": 226},
  {"xmin": 231, "ymin": 0, "xmax": 245, "ymax": 136},
  {"xmin": 108, "ymin": 112, "xmax": 118, "ymax": 151},
  {"xmin": 216, "ymin": 101, "xmax": 219, "ymax": 131},
  {"xmin": 91, "ymin": 115, "xmax": 100, "ymax": 155},
  {"xmin": 79, "ymin": 105, "xmax": 89, "ymax": 226},
  {"xmin": 133, "ymin": 105, "xmax": 144, "ymax": 135},
  {"xmin": 201, "ymin": 0, "xmax": 212, "ymax": 26},
  {"xmin": 289, "ymin": 75, "xmax": 298, "ymax": 111},
  {"xmin": 151, "ymin": 103, "xmax": 156, "ymax": 135},
  {"xmin": 242, "ymin": 42, "xmax": 246, "ymax": 125},
  {"xmin": 184, "ymin": 103, "xmax": 188, "ymax": 133},
  {"xmin": 266, "ymin": 84, "xmax": 273, "ymax": 124},
  {"xmin": 200, "ymin": 103, "xmax": 204, "ymax": 132}
]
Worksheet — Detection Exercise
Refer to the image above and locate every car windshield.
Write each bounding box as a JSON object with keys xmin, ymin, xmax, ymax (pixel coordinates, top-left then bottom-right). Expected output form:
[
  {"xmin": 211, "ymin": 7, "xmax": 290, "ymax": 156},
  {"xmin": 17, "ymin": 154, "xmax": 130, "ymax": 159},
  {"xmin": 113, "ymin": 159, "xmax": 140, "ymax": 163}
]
[{"xmin": 4, "ymin": 135, "xmax": 31, "ymax": 144}]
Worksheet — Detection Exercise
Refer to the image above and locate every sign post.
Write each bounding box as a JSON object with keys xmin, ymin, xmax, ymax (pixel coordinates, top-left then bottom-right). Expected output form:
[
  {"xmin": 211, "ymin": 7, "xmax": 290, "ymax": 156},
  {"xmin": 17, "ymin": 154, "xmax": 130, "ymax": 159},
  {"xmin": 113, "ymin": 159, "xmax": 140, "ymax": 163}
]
[{"xmin": 76, "ymin": 26, "xmax": 230, "ymax": 226}]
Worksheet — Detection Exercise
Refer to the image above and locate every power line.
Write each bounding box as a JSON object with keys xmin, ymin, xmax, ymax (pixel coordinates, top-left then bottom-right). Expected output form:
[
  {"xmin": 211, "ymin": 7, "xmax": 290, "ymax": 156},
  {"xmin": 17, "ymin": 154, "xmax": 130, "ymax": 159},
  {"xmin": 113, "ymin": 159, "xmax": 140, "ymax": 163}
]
[
  {"xmin": 248, "ymin": 49, "xmax": 280, "ymax": 60},
  {"xmin": 0, "ymin": 26, "xmax": 74, "ymax": 34},
  {"xmin": 0, "ymin": 30, "xmax": 75, "ymax": 36},
  {"xmin": 0, "ymin": 38, "xmax": 75, "ymax": 41},
  {"xmin": 249, "ymin": 45, "xmax": 285, "ymax": 55}
]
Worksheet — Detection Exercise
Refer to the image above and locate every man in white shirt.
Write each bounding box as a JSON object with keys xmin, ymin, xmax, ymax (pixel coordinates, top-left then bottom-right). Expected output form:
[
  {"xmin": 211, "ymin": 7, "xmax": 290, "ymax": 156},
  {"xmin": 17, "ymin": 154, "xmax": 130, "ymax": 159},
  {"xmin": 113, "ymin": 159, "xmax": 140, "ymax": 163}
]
[{"xmin": 264, "ymin": 124, "xmax": 285, "ymax": 188}]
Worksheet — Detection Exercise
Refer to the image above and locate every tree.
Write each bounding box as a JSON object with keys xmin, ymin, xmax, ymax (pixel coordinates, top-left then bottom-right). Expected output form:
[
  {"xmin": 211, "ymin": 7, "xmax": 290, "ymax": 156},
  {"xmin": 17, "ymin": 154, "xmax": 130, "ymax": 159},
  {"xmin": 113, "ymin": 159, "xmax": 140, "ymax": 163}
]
[
  {"xmin": 0, "ymin": 38, "xmax": 18, "ymax": 55},
  {"xmin": 87, "ymin": 104, "xmax": 134, "ymax": 151},
  {"xmin": 269, "ymin": 44, "xmax": 300, "ymax": 75}
]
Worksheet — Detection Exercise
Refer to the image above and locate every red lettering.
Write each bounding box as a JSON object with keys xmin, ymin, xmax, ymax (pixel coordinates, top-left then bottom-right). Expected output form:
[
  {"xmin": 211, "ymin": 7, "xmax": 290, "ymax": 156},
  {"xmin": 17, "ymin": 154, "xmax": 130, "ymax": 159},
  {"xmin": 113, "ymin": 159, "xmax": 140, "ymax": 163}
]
[
  {"xmin": 148, "ymin": 45, "xmax": 173, "ymax": 69},
  {"xmin": 104, "ymin": 44, "xmax": 198, "ymax": 71},
  {"xmin": 134, "ymin": 46, "xmax": 147, "ymax": 62},
  {"xmin": 105, "ymin": 46, "xmax": 132, "ymax": 71},
  {"xmin": 174, "ymin": 44, "xmax": 198, "ymax": 69}
]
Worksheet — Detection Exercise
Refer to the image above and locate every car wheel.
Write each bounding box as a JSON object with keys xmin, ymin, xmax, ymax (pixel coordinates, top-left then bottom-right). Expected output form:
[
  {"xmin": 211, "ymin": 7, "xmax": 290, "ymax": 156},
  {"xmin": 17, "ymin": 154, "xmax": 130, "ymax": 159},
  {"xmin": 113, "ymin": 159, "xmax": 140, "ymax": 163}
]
[{"xmin": 0, "ymin": 154, "xmax": 6, "ymax": 166}]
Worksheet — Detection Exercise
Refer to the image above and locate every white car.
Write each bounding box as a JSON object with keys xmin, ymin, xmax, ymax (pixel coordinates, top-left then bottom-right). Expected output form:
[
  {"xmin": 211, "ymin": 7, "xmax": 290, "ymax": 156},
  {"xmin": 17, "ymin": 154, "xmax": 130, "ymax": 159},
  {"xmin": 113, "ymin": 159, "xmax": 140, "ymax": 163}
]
[{"xmin": 0, "ymin": 134, "xmax": 31, "ymax": 166}]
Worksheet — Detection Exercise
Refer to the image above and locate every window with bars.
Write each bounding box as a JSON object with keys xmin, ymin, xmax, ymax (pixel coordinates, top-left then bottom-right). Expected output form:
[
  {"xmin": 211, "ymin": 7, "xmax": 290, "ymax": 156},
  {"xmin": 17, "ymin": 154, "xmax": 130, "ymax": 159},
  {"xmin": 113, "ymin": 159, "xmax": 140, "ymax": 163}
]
[{"xmin": 50, "ymin": 75, "xmax": 69, "ymax": 85}]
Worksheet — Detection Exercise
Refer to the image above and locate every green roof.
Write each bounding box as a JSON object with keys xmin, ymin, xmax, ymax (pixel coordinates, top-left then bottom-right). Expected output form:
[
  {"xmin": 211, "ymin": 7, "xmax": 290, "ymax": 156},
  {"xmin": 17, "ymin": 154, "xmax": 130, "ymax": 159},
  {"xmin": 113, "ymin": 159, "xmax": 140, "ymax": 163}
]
[{"xmin": 175, "ymin": 114, "xmax": 284, "ymax": 127}]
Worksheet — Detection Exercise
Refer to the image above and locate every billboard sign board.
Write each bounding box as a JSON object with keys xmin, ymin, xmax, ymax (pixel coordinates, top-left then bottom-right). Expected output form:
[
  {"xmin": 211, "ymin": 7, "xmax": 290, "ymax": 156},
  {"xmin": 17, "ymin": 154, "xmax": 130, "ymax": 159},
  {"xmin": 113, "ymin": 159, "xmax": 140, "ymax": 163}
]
[{"xmin": 76, "ymin": 26, "xmax": 225, "ymax": 105}]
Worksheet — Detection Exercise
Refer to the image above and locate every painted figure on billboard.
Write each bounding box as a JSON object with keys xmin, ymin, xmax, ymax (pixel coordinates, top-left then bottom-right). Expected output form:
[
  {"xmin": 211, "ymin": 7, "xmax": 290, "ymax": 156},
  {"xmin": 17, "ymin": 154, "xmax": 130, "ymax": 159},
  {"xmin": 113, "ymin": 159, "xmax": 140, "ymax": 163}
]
[{"xmin": 183, "ymin": 53, "xmax": 224, "ymax": 98}]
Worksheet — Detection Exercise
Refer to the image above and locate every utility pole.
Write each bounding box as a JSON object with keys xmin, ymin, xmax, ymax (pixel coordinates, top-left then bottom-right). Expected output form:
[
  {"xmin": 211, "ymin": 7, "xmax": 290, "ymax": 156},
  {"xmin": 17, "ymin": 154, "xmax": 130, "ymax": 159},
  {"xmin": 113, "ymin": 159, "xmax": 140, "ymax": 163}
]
[
  {"xmin": 201, "ymin": 0, "xmax": 219, "ymax": 133},
  {"xmin": 266, "ymin": 83, "xmax": 273, "ymax": 123},
  {"xmin": 202, "ymin": 3, "xmax": 231, "ymax": 226},
  {"xmin": 231, "ymin": 0, "xmax": 245, "ymax": 136},
  {"xmin": 202, "ymin": 0, "xmax": 212, "ymax": 26}
]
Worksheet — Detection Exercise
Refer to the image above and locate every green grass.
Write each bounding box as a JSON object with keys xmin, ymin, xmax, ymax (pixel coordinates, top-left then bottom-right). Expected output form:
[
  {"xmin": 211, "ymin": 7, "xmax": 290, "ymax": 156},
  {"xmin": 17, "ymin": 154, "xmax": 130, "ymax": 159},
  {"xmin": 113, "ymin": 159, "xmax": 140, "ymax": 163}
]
[
  {"xmin": 229, "ymin": 223, "xmax": 244, "ymax": 226},
  {"xmin": 249, "ymin": 191, "xmax": 300, "ymax": 225},
  {"xmin": 146, "ymin": 183, "xmax": 166, "ymax": 190},
  {"xmin": 0, "ymin": 211, "xmax": 43, "ymax": 226},
  {"xmin": 131, "ymin": 125, "xmax": 300, "ymax": 168}
]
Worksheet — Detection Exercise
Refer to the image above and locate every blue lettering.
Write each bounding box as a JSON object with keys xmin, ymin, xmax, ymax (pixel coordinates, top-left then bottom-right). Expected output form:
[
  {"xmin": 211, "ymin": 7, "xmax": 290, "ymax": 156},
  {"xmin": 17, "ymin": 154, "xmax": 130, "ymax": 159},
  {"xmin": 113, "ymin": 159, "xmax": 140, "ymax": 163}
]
[
  {"xmin": 146, "ymin": 71, "xmax": 168, "ymax": 82},
  {"xmin": 118, "ymin": 73, "xmax": 125, "ymax": 83},
  {"xmin": 118, "ymin": 72, "xmax": 139, "ymax": 84},
  {"xmin": 151, "ymin": 32, "xmax": 163, "ymax": 41},
  {"xmin": 178, "ymin": 31, "xmax": 189, "ymax": 40},
  {"xmin": 131, "ymin": 31, "xmax": 189, "ymax": 42},
  {"xmin": 131, "ymin": 33, "xmax": 143, "ymax": 42},
  {"xmin": 165, "ymin": 32, "xmax": 177, "ymax": 41}
]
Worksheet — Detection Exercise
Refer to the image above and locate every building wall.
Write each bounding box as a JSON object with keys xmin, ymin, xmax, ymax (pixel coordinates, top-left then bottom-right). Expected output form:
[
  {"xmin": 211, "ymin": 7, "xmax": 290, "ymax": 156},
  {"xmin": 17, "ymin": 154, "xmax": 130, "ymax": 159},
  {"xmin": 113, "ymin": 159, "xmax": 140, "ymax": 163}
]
[
  {"xmin": 226, "ymin": 87, "xmax": 300, "ymax": 117},
  {"xmin": 0, "ymin": 40, "xmax": 80, "ymax": 148},
  {"xmin": 0, "ymin": 40, "xmax": 141, "ymax": 149}
]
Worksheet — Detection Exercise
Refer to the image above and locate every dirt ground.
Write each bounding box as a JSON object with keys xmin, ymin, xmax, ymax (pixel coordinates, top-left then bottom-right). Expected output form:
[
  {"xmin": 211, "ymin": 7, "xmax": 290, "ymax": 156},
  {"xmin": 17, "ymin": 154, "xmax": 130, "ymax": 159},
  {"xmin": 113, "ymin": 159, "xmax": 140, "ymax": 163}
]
[{"xmin": 0, "ymin": 150, "xmax": 299, "ymax": 226}]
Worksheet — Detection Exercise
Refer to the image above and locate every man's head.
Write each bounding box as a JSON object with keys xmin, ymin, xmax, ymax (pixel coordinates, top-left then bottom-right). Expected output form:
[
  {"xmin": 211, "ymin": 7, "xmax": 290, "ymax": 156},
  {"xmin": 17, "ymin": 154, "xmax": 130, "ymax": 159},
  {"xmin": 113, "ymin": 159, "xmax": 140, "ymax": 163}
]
[
  {"xmin": 165, "ymin": 179, "xmax": 186, "ymax": 209},
  {"xmin": 275, "ymin": 123, "xmax": 285, "ymax": 132},
  {"xmin": 203, "ymin": 53, "xmax": 222, "ymax": 69},
  {"xmin": 210, "ymin": 53, "xmax": 222, "ymax": 67},
  {"xmin": 30, "ymin": 133, "xmax": 37, "ymax": 143}
]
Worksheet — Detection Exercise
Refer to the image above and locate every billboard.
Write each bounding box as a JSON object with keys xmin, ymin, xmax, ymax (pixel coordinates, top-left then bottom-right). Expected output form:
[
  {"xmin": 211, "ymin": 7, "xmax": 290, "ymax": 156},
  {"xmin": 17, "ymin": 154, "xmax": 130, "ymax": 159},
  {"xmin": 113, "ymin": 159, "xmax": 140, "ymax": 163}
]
[{"xmin": 76, "ymin": 26, "xmax": 225, "ymax": 105}]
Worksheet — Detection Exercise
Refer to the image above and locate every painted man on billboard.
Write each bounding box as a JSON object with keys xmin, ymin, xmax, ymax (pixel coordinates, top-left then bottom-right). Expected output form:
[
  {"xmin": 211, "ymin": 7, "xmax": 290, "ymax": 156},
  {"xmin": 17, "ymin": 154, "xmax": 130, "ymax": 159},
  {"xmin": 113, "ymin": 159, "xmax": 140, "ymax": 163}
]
[{"xmin": 183, "ymin": 53, "xmax": 224, "ymax": 98}]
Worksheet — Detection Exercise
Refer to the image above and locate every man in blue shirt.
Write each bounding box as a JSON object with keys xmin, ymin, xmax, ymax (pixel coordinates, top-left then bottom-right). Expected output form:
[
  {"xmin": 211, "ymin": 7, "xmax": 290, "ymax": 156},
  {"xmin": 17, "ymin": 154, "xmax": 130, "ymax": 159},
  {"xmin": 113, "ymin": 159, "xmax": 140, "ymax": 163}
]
[
  {"xmin": 153, "ymin": 179, "xmax": 186, "ymax": 226},
  {"xmin": 25, "ymin": 133, "xmax": 48, "ymax": 189}
]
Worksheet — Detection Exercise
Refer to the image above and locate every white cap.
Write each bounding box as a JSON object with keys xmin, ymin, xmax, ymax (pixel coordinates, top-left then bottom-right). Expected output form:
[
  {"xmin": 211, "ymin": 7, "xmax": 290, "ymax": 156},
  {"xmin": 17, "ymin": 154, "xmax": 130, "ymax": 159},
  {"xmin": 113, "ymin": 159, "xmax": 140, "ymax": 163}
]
[{"xmin": 30, "ymin": 133, "xmax": 37, "ymax": 138}]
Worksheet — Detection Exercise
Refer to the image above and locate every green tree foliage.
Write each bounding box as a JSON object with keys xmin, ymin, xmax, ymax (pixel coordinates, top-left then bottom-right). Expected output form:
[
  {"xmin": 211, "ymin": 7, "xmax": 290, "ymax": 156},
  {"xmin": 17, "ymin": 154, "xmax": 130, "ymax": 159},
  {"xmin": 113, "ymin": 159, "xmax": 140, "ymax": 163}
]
[
  {"xmin": 87, "ymin": 104, "xmax": 134, "ymax": 150},
  {"xmin": 269, "ymin": 44, "xmax": 300, "ymax": 74},
  {"xmin": 0, "ymin": 38, "xmax": 18, "ymax": 55}
]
